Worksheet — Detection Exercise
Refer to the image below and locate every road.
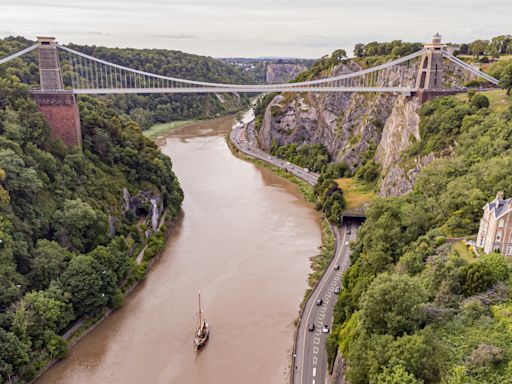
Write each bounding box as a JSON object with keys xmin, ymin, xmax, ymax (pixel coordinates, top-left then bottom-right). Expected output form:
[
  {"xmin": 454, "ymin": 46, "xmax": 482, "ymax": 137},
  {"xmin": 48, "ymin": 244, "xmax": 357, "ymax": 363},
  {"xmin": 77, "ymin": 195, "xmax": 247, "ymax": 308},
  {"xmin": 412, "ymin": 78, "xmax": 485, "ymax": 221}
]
[{"xmin": 230, "ymin": 114, "xmax": 357, "ymax": 384}]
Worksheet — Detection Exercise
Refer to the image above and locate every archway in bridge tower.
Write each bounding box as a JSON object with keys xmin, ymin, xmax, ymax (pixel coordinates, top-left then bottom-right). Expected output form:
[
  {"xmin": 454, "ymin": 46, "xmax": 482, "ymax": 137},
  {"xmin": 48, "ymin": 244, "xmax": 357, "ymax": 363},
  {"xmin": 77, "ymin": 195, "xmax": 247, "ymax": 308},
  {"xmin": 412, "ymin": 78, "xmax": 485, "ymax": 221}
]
[
  {"xmin": 422, "ymin": 56, "xmax": 429, "ymax": 69},
  {"xmin": 419, "ymin": 72, "xmax": 427, "ymax": 89}
]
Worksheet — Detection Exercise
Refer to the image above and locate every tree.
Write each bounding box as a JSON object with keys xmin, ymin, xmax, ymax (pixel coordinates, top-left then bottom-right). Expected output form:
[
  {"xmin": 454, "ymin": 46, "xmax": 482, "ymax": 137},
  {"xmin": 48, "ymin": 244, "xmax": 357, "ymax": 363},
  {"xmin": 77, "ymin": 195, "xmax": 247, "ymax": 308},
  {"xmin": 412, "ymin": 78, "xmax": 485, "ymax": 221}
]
[
  {"xmin": 360, "ymin": 273, "xmax": 428, "ymax": 336},
  {"xmin": 59, "ymin": 255, "xmax": 107, "ymax": 317},
  {"xmin": 29, "ymin": 240, "xmax": 72, "ymax": 290},
  {"xmin": 0, "ymin": 149, "xmax": 42, "ymax": 197},
  {"xmin": 0, "ymin": 328, "xmax": 30, "ymax": 382},
  {"xmin": 52, "ymin": 199, "xmax": 108, "ymax": 252},
  {"xmin": 354, "ymin": 43, "xmax": 365, "ymax": 57},
  {"xmin": 498, "ymin": 62, "xmax": 512, "ymax": 95},
  {"xmin": 372, "ymin": 365, "xmax": 422, "ymax": 384},
  {"xmin": 460, "ymin": 43, "xmax": 469, "ymax": 55}
]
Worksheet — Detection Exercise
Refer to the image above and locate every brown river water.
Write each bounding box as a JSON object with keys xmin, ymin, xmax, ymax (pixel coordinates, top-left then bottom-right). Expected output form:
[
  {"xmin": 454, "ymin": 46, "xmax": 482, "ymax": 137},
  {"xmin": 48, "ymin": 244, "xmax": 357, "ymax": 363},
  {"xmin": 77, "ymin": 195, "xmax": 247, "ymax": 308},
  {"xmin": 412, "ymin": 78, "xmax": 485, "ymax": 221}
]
[{"xmin": 36, "ymin": 116, "xmax": 321, "ymax": 384}]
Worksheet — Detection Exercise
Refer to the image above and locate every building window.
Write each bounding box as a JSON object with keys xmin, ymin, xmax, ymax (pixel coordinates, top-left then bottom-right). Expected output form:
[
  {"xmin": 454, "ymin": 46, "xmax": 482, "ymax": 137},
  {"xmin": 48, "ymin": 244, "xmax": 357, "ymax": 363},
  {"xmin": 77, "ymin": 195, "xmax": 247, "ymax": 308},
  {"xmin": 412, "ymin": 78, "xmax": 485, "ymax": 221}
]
[
  {"xmin": 497, "ymin": 231, "xmax": 503, "ymax": 241},
  {"xmin": 507, "ymin": 245, "xmax": 512, "ymax": 256},
  {"xmin": 499, "ymin": 219, "xmax": 504, "ymax": 228}
]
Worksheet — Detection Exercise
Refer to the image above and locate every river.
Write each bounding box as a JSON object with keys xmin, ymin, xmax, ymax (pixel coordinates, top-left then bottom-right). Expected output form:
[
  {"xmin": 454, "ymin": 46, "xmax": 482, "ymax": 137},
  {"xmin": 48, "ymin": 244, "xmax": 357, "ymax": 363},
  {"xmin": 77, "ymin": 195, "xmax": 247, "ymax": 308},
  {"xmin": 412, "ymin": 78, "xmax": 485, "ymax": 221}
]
[{"xmin": 36, "ymin": 116, "xmax": 322, "ymax": 384}]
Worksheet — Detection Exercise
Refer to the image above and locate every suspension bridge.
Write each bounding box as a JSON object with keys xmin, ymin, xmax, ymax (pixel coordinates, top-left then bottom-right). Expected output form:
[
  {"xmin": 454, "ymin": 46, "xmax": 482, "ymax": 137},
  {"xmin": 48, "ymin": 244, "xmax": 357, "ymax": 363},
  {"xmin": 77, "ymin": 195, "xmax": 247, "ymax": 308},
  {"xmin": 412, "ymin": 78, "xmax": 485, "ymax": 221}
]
[{"xmin": 0, "ymin": 34, "xmax": 500, "ymax": 146}]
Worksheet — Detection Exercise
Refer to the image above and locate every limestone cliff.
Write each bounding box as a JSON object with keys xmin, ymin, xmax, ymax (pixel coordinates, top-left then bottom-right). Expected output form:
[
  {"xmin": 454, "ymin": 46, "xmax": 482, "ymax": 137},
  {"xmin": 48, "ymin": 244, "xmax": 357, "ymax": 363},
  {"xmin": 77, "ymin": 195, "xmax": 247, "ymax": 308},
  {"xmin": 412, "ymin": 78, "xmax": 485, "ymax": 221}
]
[
  {"xmin": 258, "ymin": 61, "xmax": 398, "ymax": 173},
  {"xmin": 375, "ymin": 95, "xmax": 423, "ymax": 196},
  {"xmin": 257, "ymin": 59, "xmax": 472, "ymax": 196},
  {"xmin": 265, "ymin": 63, "xmax": 309, "ymax": 83}
]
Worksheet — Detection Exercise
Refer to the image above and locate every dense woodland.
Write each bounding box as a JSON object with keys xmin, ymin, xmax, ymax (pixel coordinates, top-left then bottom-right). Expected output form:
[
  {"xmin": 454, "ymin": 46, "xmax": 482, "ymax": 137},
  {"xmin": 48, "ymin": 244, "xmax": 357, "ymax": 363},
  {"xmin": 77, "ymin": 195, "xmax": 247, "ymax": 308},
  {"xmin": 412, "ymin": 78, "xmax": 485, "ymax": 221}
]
[
  {"xmin": 0, "ymin": 36, "xmax": 251, "ymax": 130},
  {"xmin": 0, "ymin": 70, "xmax": 183, "ymax": 382},
  {"xmin": 327, "ymin": 91, "xmax": 512, "ymax": 383}
]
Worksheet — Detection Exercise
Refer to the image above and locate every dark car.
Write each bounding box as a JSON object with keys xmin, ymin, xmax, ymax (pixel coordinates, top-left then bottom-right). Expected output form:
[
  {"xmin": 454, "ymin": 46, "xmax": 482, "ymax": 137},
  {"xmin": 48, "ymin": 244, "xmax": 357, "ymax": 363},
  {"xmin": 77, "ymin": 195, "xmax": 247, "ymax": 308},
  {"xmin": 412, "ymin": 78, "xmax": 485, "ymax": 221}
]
[
  {"xmin": 308, "ymin": 323, "xmax": 315, "ymax": 331},
  {"xmin": 334, "ymin": 264, "xmax": 340, "ymax": 270},
  {"xmin": 316, "ymin": 298, "xmax": 323, "ymax": 306}
]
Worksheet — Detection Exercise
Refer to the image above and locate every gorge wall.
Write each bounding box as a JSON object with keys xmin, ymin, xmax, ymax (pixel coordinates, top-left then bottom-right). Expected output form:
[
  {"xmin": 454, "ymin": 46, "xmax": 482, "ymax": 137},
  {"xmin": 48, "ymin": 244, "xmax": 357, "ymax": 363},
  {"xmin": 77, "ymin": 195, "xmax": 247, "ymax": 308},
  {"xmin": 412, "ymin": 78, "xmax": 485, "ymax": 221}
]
[
  {"xmin": 257, "ymin": 60, "xmax": 475, "ymax": 196},
  {"xmin": 257, "ymin": 61, "xmax": 422, "ymax": 196}
]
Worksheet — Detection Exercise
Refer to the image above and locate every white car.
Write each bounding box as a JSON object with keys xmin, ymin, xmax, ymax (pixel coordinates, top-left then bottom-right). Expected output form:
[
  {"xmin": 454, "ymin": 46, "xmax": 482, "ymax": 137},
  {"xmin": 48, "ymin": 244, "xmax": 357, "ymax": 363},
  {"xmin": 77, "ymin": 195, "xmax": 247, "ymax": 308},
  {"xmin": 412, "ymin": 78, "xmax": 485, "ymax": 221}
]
[
  {"xmin": 345, "ymin": 241, "xmax": 349, "ymax": 246},
  {"xmin": 322, "ymin": 325, "xmax": 329, "ymax": 333}
]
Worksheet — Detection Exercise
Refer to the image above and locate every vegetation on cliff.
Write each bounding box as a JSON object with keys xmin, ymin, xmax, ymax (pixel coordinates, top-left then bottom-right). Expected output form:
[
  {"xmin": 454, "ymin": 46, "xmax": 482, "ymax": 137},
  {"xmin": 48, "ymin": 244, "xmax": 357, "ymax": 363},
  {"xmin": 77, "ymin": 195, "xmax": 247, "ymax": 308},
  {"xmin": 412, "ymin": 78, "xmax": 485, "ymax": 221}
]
[
  {"xmin": 0, "ymin": 78, "xmax": 183, "ymax": 382},
  {"xmin": 329, "ymin": 92, "xmax": 512, "ymax": 383}
]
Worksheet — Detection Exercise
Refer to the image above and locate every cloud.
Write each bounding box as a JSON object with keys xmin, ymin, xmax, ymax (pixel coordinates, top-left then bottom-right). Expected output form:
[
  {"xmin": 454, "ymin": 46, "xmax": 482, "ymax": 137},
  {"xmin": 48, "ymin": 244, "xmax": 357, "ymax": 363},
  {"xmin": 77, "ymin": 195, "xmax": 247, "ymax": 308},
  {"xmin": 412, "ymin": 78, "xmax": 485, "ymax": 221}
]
[{"xmin": 148, "ymin": 33, "xmax": 197, "ymax": 39}]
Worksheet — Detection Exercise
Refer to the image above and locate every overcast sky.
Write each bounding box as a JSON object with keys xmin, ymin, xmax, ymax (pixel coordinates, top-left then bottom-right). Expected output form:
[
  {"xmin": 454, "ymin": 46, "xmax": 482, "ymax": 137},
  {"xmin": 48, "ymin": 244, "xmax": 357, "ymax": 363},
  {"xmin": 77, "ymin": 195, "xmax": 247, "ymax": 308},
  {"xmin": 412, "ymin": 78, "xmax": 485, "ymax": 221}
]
[{"xmin": 0, "ymin": 0, "xmax": 510, "ymax": 58}]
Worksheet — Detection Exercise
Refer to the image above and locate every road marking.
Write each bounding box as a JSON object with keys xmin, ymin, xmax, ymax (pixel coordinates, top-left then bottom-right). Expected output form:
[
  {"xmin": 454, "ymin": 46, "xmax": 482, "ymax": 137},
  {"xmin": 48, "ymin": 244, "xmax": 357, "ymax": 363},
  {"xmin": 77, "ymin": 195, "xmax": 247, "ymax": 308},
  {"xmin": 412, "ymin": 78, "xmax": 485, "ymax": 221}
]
[
  {"xmin": 313, "ymin": 368, "xmax": 316, "ymax": 377},
  {"xmin": 299, "ymin": 227, "xmax": 347, "ymax": 382}
]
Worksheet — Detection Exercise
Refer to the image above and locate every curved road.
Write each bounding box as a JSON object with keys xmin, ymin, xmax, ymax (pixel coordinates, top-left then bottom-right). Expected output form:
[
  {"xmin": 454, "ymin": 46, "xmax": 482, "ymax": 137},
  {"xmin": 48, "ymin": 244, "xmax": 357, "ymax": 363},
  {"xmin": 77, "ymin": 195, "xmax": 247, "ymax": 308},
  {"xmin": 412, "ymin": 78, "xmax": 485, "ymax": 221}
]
[{"xmin": 230, "ymin": 116, "xmax": 356, "ymax": 384}]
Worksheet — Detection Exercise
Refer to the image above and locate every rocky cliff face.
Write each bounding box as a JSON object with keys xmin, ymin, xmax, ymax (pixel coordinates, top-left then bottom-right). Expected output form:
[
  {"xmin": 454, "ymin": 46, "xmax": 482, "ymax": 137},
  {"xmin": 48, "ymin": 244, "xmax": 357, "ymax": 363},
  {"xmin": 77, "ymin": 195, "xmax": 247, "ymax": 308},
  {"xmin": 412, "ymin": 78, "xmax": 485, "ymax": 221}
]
[
  {"xmin": 375, "ymin": 95, "xmax": 423, "ymax": 196},
  {"xmin": 257, "ymin": 58, "xmax": 472, "ymax": 196},
  {"xmin": 265, "ymin": 63, "xmax": 308, "ymax": 83},
  {"xmin": 258, "ymin": 61, "xmax": 399, "ymax": 173}
]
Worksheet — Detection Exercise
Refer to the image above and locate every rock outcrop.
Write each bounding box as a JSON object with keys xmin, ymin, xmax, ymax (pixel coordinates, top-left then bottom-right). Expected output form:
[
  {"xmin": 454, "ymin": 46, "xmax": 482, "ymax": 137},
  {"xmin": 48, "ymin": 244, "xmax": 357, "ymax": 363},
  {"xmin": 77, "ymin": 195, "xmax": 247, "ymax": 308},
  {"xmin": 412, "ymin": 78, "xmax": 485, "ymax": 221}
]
[
  {"xmin": 258, "ymin": 61, "xmax": 398, "ymax": 173},
  {"xmin": 257, "ymin": 58, "xmax": 473, "ymax": 197},
  {"xmin": 265, "ymin": 63, "xmax": 308, "ymax": 83}
]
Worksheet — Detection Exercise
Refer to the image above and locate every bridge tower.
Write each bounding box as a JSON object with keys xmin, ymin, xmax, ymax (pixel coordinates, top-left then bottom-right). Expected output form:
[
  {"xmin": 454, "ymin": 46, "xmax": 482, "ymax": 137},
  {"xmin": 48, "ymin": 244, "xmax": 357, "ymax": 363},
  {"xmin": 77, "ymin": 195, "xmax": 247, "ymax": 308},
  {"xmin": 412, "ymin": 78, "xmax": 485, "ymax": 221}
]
[
  {"xmin": 416, "ymin": 33, "xmax": 444, "ymax": 90},
  {"xmin": 29, "ymin": 37, "xmax": 82, "ymax": 147}
]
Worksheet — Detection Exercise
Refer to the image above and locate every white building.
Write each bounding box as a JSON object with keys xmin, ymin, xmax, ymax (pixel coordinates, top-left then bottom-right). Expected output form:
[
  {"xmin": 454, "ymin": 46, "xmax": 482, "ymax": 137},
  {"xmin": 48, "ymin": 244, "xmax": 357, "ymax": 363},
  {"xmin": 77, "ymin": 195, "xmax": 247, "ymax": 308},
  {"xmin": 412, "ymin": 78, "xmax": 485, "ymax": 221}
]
[{"xmin": 477, "ymin": 192, "xmax": 512, "ymax": 255}]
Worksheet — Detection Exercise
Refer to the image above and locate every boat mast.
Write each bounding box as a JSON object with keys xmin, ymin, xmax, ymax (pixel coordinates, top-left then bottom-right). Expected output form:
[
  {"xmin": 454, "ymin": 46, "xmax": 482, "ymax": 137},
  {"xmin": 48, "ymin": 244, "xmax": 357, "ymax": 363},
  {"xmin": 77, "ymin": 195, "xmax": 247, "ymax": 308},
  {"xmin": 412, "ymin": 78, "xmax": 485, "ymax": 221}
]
[{"xmin": 198, "ymin": 289, "xmax": 202, "ymax": 327}]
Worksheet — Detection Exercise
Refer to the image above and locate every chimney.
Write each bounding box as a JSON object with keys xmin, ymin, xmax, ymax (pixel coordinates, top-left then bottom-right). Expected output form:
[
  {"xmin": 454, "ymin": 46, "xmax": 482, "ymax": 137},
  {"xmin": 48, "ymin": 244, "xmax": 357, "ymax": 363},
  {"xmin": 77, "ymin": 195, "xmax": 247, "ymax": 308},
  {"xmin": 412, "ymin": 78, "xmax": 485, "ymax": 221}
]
[{"xmin": 496, "ymin": 191, "xmax": 505, "ymax": 201}]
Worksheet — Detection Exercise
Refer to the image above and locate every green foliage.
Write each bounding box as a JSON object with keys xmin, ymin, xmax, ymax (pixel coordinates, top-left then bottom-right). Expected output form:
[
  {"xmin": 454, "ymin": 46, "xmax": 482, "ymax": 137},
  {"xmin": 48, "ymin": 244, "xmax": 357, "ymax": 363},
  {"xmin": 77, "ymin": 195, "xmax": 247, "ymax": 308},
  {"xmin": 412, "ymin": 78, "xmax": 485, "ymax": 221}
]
[
  {"xmin": 460, "ymin": 261, "xmax": 496, "ymax": 296},
  {"xmin": 359, "ymin": 273, "xmax": 428, "ymax": 336},
  {"xmin": 270, "ymin": 142, "xmax": 330, "ymax": 172},
  {"xmin": 53, "ymin": 199, "xmax": 108, "ymax": 253},
  {"xmin": 481, "ymin": 253, "xmax": 509, "ymax": 282},
  {"xmin": 372, "ymin": 365, "xmax": 423, "ymax": 384},
  {"xmin": 352, "ymin": 40, "xmax": 423, "ymax": 58},
  {"xmin": 333, "ymin": 93, "xmax": 512, "ymax": 383},
  {"xmin": 470, "ymin": 94, "xmax": 490, "ymax": 109},
  {"xmin": 355, "ymin": 159, "xmax": 379, "ymax": 184},
  {"xmin": 498, "ymin": 62, "xmax": 512, "ymax": 95},
  {"xmin": 0, "ymin": 67, "xmax": 183, "ymax": 378}
]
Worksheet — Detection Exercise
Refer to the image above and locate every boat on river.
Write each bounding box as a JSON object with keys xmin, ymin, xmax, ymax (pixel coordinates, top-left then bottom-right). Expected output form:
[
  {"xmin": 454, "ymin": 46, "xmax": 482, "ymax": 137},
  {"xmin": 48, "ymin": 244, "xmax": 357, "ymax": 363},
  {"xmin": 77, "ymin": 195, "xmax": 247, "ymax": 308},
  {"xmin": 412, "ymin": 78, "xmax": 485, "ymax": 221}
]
[{"xmin": 194, "ymin": 290, "xmax": 209, "ymax": 350}]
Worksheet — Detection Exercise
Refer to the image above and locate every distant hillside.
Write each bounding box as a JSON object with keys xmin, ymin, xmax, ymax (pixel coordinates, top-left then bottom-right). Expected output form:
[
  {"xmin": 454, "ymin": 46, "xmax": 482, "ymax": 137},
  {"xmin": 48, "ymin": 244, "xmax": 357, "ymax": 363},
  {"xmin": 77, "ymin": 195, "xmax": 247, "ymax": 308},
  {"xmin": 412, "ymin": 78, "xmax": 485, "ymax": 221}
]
[
  {"xmin": 0, "ymin": 36, "xmax": 252, "ymax": 129},
  {"xmin": 219, "ymin": 57, "xmax": 314, "ymax": 83}
]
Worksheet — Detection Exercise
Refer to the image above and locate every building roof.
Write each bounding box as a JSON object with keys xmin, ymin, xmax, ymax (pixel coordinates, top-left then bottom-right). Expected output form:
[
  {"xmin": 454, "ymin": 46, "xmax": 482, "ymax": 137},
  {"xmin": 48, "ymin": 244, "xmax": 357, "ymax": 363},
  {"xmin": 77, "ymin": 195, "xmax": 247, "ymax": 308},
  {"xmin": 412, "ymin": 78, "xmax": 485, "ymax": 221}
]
[{"xmin": 485, "ymin": 196, "xmax": 512, "ymax": 219}]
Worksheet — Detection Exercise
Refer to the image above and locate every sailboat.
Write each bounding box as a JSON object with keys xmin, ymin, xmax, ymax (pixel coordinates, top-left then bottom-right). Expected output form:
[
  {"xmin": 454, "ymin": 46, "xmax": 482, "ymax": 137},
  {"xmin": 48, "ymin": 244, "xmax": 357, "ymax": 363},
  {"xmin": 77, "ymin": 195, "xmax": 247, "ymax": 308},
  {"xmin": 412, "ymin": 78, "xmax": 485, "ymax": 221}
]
[{"xmin": 194, "ymin": 290, "xmax": 209, "ymax": 350}]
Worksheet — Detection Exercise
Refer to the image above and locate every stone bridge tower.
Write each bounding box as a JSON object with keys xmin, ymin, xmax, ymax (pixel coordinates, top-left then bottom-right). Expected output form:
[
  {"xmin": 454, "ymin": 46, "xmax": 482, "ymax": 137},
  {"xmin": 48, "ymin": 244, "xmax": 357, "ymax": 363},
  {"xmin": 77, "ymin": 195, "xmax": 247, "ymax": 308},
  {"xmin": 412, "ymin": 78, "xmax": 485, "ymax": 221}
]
[
  {"xmin": 416, "ymin": 33, "xmax": 444, "ymax": 90},
  {"xmin": 29, "ymin": 37, "xmax": 82, "ymax": 147}
]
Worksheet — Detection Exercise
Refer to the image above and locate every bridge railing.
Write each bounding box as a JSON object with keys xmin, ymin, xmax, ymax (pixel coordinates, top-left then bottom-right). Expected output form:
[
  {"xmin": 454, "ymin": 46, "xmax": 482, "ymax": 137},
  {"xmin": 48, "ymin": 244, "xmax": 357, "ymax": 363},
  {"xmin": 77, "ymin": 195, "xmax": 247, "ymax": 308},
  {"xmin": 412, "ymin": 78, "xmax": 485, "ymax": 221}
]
[{"xmin": 0, "ymin": 40, "xmax": 501, "ymax": 94}]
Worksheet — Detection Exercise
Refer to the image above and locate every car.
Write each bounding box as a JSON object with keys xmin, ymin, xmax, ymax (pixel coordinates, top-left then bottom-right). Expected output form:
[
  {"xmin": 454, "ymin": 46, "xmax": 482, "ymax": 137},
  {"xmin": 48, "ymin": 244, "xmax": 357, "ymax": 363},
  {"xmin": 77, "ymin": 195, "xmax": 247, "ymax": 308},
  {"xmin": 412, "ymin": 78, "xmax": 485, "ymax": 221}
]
[
  {"xmin": 308, "ymin": 323, "xmax": 315, "ymax": 332},
  {"xmin": 316, "ymin": 298, "xmax": 323, "ymax": 306},
  {"xmin": 323, "ymin": 324, "xmax": 329, "ymax": 333},
  {"xmin": 334, "ymin": 264, "xmax": 340, "ymax": 270},
  {"xmin": 345, "ymin": 241, "xmax": 349, "ymax": 246},
  {"xmin": 347, "ymin": 228, "xmax": 351, "ymax": 234},
  {"xmin": 267, "ymin": 156, "xmax": 272, "ymax": 159},
  {"xmin": 334, "ymin": 286, "xmax": 341, "ymax": 294}
]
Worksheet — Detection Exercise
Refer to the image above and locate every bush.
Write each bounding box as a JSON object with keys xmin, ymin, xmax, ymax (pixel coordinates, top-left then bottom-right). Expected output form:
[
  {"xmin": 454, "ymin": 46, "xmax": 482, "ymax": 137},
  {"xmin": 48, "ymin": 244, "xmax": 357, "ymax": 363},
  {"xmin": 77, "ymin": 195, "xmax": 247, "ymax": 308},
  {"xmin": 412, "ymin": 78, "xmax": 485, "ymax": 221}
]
[
  {"xmin": 470, "ymin": 94, "xmax": 490, "ymax": 109},
  {"xmin": 461, "ymin": 261, "xmax": 496, "ymax": 296}
]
